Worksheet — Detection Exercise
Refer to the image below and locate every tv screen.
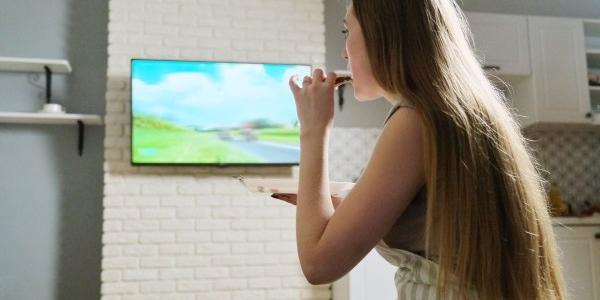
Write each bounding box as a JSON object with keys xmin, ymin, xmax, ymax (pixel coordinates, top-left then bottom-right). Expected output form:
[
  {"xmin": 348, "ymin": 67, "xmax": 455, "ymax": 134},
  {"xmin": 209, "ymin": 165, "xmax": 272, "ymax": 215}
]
[{"xmin": 130, "ymin": 59, "xmax": 311, "ymax": 166}]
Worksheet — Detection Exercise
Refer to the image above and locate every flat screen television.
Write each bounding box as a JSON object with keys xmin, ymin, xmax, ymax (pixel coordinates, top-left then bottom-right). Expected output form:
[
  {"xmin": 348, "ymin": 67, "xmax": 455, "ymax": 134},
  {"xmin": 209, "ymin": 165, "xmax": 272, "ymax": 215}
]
[{"xmin": 130, "ymin": 59, "xmax": 311, "ymax": 166}]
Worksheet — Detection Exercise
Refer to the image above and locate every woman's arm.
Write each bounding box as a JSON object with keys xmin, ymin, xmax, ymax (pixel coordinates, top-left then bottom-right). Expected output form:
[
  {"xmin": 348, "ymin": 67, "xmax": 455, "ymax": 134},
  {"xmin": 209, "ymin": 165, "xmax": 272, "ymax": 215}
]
[
  {"xmin": 295, "ymin": 132, "xmax": 335, "ymax": 282},
  {"xmin": 298, "ymin": 108, "xmax": 425, "ymax": 284},
  {"xmin": 285, "ymin": 68, "xmax": 425, "ymax": 285}
]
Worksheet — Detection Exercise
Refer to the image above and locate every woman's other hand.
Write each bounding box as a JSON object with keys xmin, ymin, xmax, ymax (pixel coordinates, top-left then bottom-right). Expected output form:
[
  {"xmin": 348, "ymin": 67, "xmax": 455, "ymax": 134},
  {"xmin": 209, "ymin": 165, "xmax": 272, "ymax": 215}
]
[
  {"xmin": 271, "ymin": 193, "xmax": 298, "ymax": 205},
  {"xmin": 271, "ymin": 193, "xmax": 344, "ymax": 209}
]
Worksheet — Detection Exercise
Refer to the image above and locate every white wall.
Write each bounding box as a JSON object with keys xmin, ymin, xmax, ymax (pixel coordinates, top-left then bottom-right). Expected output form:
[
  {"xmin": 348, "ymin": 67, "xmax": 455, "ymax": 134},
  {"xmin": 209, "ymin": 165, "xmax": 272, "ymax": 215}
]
[
  {"xmin": 0, "ymin": 1, "xmax": 106, "ymax": 299},
  {"xmin": 325, "ymin": 0, "xmax": 394, "ymax": 128},
  {"xmin": 101, "ymin": 0, "xmax": 332, "ymax": 299}
]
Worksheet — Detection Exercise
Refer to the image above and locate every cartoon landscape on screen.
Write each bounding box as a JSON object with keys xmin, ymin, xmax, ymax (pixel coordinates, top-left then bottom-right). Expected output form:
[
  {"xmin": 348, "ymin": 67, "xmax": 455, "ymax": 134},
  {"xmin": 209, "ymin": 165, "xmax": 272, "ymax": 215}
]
[{"xmin": 131, "ymin": 60, "xmax": 311, "ymax": 164}]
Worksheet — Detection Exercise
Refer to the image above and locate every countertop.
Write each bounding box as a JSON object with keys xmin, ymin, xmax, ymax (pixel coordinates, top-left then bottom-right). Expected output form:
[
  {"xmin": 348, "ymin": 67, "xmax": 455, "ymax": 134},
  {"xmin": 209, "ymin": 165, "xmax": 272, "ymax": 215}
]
[{"xmin": 552, "ymin": 213, "xmax": 600, "ymax": 226}]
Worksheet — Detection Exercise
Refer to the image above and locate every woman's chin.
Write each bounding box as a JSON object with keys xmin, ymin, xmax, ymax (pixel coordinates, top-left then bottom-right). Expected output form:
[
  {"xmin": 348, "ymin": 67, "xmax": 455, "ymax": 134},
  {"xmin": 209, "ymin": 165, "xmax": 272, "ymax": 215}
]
[{"xmin": 354, "ymin": 91, "xmax": 380, "ymax": 102}]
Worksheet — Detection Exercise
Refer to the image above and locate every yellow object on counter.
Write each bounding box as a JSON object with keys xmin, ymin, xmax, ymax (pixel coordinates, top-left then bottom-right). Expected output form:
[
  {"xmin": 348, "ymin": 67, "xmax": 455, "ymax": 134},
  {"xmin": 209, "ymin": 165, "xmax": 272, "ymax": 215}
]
[{"xmin": 548, "ymin": 182, "xmax": 568, "ymax": 217}]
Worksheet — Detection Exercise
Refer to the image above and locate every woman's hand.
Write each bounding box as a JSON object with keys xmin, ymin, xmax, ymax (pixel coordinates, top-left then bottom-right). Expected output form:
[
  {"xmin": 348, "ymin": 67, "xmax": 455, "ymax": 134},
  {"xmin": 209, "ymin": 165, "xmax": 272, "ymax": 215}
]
[
  {"xmin": 271, "ymin": 193, "xmax": 298, "ymax": 205},
  {"xmin": 289, "ymin": 68, "xmax": 337, "ymax": 137},
  {"xmin": 271, "ymin": 193, "xmax": 344, "ymax": 209}
]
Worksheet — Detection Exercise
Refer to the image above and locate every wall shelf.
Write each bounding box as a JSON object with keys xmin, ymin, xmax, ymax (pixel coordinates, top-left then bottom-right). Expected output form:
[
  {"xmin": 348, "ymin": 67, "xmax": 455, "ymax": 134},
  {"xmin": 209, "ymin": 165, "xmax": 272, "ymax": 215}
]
[
  {"xmin": 584, "ymin": 20, "xmax": 600, "ymax": 50},
  {"xmin": 587, "ymin": 51, "xmax": 600, "ymax": 68},
  {"xmin": 0, "ymin": 112, "xmax": 102, "ymax": 125},
  {"xmin": 0, "ymin": 56, "xmax": 98, "ymax": 156},
  {"xmin": 0, "ymin": 112, "xmax": 103, "ymax": 156},
  {"xmin": 0, "ymin": 56, "xmax": 71, "ymax": 73}
]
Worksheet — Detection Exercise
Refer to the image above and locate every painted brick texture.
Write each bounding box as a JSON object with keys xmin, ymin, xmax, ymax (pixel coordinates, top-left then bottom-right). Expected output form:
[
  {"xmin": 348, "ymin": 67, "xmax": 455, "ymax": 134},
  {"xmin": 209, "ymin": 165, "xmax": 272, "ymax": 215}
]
[{"xmin": 102, "ymin": 0, "xmax": 329, "ymax": 299}]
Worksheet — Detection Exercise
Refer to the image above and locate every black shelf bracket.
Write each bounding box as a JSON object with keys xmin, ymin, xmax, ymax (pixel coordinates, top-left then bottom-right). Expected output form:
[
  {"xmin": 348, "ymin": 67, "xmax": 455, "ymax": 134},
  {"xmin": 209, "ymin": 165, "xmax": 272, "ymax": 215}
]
[
  {"xmin": 44, "ymin": 65, "xmax": 52, "ymax": 104},
  {"xmin": 77, "ymin": 120, "xmax": 85, "ymax": 156},
  {"xmin": 337, "ymin": 84, "xmax": 345, "ymax": 111}
]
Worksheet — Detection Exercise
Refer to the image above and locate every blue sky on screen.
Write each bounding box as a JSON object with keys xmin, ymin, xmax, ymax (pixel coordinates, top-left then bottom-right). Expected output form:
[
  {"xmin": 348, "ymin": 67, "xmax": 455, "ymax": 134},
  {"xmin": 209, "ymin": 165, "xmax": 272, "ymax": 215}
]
[{"xmin": 132, "ymin": 60, "xmax": 311, "ymax": 130}]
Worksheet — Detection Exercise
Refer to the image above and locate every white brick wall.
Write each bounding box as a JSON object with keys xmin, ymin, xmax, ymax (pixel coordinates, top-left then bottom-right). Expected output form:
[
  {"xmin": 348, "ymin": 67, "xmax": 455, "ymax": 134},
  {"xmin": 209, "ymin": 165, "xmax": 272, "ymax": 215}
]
[{"xmin": 102, "ymin": 0, "xmax": 331, "ymax": 299}]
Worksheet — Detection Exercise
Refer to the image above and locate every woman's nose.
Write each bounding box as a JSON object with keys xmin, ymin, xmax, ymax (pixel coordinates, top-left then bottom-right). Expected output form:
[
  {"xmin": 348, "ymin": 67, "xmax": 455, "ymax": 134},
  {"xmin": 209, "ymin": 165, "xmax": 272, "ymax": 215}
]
[{"xmin": 341, "ymin": 48, "xmax": 348, "ymax": 60}]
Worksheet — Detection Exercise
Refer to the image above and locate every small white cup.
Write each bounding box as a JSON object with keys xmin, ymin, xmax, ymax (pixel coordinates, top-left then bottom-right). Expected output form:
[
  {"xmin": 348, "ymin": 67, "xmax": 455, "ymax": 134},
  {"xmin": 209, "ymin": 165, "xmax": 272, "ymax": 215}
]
[{"xmin": 40, "ymin": 103, "xmax": 65, "ymax": 114}]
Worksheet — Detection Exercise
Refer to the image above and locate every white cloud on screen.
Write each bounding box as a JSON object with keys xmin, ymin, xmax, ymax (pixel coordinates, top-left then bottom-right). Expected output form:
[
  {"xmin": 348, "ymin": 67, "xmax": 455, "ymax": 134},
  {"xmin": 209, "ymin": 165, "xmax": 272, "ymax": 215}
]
[{"xmin": 132, "ymin": 64, "xmax": 310, "ymax": 130}]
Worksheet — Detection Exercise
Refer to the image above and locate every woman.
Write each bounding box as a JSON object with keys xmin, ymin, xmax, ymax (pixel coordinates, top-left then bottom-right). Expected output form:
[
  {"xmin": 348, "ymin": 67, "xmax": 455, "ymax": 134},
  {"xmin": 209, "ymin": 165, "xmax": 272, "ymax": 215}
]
[{"xmin": 272, "ymin": 0, "xmax": 566, "ymax": 299}]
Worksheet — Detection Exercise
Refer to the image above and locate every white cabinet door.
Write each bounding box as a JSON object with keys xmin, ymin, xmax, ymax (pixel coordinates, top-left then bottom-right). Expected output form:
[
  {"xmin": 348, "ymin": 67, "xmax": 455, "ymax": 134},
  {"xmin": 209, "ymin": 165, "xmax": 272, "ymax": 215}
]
[
  {"xmin": 332, "ymin": 248, "xmax": 397, "ymax": 300},
  {"xmin": 466, "ymin": 12, "xmax": 531, "ymax": 76},
  {"xmin": 553, "ymin": 225, "xmax": 600, "ymax": 300},
  {"xmin": 528, "ymin": 16, "xmax": 592, "ymax": 124}
]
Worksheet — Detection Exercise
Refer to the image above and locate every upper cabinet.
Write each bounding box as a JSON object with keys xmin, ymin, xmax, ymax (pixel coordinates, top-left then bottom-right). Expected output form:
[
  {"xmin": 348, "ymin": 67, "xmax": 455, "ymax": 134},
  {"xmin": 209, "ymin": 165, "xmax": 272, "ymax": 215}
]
[
  {"xmin": 466, "ymin": 12, "xmax": 531, "ymax": 76},
  {"xmin": 467, "ymin": 12, "xmax": 600, "ymax": 127},
  {"xmin": 584, "ymin": 20, "xmax": 600, "ymax": 118},
  {"xmin": 526, "ymin": 16, "xmax": 592, "ymax": 125}
]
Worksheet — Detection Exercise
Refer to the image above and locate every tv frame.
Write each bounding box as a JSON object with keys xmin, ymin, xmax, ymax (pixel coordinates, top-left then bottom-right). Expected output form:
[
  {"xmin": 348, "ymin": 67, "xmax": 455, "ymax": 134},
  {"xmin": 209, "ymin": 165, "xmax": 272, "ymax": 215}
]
[{"xmin": 129, "ymin": 58, "xmax": 312, "ymax": 167}]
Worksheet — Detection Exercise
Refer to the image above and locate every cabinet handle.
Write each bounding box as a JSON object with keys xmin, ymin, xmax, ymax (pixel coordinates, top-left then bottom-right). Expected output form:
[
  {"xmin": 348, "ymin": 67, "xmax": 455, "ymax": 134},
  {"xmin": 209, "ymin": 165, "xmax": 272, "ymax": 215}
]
[
  {"xmin": 483, "ymin": 65, "xmax": 501, "ymax": 71},
  {"xmin": 585, "ymin": 112, "xmax": 593, "ymax": 119},
  {"xmin": 596, "ymin": 233, "xmax": 600, "ymax": 239}
]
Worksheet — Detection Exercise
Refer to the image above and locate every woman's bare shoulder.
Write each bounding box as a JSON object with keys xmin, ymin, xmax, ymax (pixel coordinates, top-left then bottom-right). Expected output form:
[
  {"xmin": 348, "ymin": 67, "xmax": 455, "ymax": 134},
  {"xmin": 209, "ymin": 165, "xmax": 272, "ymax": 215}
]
[
  {"xmin": 364, "ymin": 106, "xmax": 425, "ymax": 185},
  {"xmin": 382, "ymin": 105, "xmax": 423, "ymax": 135}
]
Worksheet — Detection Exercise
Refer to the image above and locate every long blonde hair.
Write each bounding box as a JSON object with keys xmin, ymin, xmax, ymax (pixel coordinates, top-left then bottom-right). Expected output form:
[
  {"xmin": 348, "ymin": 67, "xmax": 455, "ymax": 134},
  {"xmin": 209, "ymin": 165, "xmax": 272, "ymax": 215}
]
[{"xmin": 351, "ymin": 0, "xmax": 566, "ymax": 298}]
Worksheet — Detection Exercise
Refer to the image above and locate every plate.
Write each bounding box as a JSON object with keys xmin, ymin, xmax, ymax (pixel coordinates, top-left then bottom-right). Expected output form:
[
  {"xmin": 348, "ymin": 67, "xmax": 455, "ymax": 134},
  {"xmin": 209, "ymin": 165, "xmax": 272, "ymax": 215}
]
[{"xmin": 234, "ymin": 176, "xmax": 355, "ymax": 197}]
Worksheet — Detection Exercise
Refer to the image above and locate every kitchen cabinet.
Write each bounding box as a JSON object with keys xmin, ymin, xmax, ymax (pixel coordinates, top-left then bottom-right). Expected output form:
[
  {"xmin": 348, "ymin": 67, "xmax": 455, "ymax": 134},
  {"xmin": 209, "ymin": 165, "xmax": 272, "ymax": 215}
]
[
  {"xmin": 553, "ymin": 217, "xmax": 600, "ymax": 300},
  {"xmin": 466, "ymin": 12, "xmax": 531, "ymax": 76},
  {"xmin": 331, "ymin": 248, "xmax": 396, "ymax": 300},
  {"xmin": 511, "ymin": 16, "xmax": 592, "ymax": 126}
]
